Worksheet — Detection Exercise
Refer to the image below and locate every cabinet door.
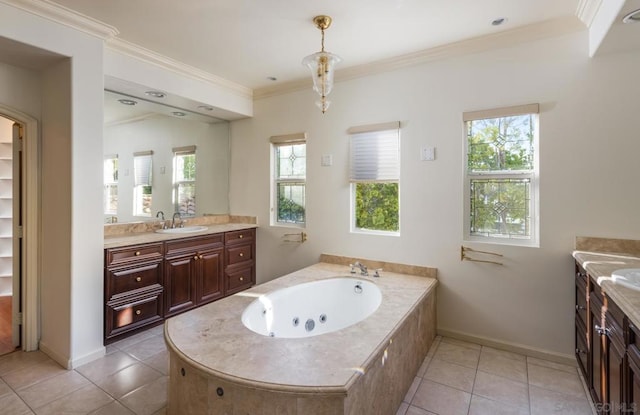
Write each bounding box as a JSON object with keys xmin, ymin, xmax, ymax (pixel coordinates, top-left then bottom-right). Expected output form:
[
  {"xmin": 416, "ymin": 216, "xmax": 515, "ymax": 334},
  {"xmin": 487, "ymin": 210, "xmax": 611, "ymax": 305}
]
[
  {"xmin": 165, "ymin": 255, "xmax": 197, "ymax": 317},
  {"xmin": 605, "ymin": 334, "xmax": 624, "ymax": 415},
  {"xmin": 197, "ymin": 248, "xmax": 224, "ymax": 304},
  {"xmin": 628, "ymin": 341, "xmax": 640, "ymax": 414}
]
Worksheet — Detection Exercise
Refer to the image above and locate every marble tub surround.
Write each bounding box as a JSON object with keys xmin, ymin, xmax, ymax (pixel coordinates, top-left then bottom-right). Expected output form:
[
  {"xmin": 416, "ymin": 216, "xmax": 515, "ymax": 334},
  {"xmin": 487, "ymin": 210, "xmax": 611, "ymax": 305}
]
[
  {"xmin": 575, "ymin": 236, "xmax": 640, "ymax": 257},
  {"xmin": 165, "ymin": 261, "xmax": 438, "ymax": 414},
  {"xmin": 573, "ymin": 249, "xmax": 640, "ymax": 331},
  {"xmin": 320, "ymin": 253, "xmax": 437, "ymax": 278},
  {"xmin": 104, "ymin": 220, "xmax": 257, "ymax": 249},
  {"xmin": 104, "ymin": 214, "xmax": 256, "ymax": 237}
]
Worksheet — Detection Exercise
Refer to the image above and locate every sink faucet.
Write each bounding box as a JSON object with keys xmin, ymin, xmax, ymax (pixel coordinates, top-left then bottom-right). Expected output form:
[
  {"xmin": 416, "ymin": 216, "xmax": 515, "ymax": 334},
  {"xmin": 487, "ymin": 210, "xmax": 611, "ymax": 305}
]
[
  {"xmin": 171, "ymin": 212, "xmax": 182, "ymax": 229},
  {"xmin": 352, "ymin": 261, "xmax": 368, "ymax": 276}
]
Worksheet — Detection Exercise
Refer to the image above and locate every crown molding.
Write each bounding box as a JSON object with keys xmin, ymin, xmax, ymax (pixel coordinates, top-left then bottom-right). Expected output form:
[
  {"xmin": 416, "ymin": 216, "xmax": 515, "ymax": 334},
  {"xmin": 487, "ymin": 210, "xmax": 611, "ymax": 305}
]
[
  {"xmin": 107, "ymin": 38, "xmax": 253, "ymax": 100},
  {"xmin": 576, "ymin": 0, "xmax": 603, "ymax": 27},
  {"xmin": 254, "ymin": 16, "xmax": 586, "ymax": 100},
  {"xmin": 0, "ymin": 0, "xmax": 118, "ymax": 39}
]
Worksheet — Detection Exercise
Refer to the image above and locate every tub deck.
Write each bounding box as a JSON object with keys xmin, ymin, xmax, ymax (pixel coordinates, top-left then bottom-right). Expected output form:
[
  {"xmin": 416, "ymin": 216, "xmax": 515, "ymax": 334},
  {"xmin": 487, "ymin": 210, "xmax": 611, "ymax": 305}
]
[{"xmin": 165, "ymin": 260, "xmax": 438, "ymax": 413}]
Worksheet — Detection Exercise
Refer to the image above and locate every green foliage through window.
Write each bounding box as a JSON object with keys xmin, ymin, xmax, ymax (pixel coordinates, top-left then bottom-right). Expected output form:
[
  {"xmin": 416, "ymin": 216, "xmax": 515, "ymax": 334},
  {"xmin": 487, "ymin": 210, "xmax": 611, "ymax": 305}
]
[
  {"xmin": 354, "ymin": 183, "xmax": 399, "ymax": 232},
  {"xmin": 275, "ymin": 143, "xmax": 306, "ymax": 225}
]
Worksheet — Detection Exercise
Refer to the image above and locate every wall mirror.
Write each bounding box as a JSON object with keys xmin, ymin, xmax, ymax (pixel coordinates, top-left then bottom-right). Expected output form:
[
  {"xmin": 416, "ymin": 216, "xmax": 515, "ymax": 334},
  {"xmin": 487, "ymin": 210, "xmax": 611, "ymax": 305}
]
[{"xmin": 103, "ymin": 90, "xmax": 230, "ymax": 224}]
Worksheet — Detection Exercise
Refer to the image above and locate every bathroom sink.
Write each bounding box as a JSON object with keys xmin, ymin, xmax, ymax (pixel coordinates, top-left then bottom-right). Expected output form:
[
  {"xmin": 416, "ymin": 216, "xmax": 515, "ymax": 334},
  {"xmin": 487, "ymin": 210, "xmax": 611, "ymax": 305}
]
[
  {"xmin": 611, "ymin": 269, "xmax": 640, "ymax": 291},
  {"xmin": 156, "ymin": 226, "xmax": 208, "ymax": 234}
]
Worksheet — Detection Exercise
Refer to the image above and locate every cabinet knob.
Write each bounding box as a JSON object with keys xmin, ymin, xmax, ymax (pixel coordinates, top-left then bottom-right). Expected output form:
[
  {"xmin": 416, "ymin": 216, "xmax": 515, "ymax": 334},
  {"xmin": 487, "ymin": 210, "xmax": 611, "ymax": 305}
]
[
  {"xmin": 595, "ymin": 324, "xmax": 610, "ymax": 336},
  {"xmin": 135, "ymin": 251, "xmax": 141, "ymax": 256},
  {"xmin": 135, "ymin": 310, "xmax": 141, "ymax": 315},
  {"xmin": 239, "ymin": 252, "xmax": 244, "ymax": 257},
  {"xmin": 575, "ymin": 305, "xmax": 585, "ymax": 311},
  {"xmin": 239, "ymin": 234, "xmax": 244, "ymax": 239},
  {"xmin": 575, "ymin": 348, "xmax": 586, "ymax": 355},
  {"xmin": 136, "ymin": 276, "xmax": 142, "ymax": 282},
  {"xmin": 239, "ymin": 277, "xmax": 244, "ymax": 282},
  {"xmin": 199, "ymin": 254, "xmax": 204, "ymax": 259},
  {"xmin": 194, "ymin": 255, "xmax": 199, "ymax": 261}
]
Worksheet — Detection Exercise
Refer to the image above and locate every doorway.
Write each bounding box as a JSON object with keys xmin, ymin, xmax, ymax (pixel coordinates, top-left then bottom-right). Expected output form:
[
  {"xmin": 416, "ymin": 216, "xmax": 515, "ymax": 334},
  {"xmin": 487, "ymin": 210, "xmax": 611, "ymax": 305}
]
[{"xmin": 0, "ymin": 115, "xmax": 17, "ymax": 355}]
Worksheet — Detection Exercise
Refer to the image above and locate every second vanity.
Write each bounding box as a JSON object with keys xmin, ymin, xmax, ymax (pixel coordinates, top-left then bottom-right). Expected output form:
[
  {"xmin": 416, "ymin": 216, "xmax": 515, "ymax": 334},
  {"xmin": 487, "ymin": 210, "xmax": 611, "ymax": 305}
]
[{"xmin": 103, "ymin": 217, "xmax": 257, "ymax": 344}]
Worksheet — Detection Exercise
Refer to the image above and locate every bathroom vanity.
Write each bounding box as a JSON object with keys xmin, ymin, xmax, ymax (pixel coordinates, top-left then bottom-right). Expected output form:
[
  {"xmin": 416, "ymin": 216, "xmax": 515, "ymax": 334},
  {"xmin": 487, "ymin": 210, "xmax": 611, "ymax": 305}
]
[
  {"xmin": 573, "ymin": 237, "xmax": 640, "ymax": 414},
  {"xmin": 104, "ymin": 221, "xmax": 256, "ymax": 344}
]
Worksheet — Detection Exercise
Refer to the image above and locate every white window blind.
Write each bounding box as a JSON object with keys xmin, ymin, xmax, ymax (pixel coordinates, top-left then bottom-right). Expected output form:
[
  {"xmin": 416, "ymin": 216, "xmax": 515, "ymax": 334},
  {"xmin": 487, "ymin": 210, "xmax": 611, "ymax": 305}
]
[
  {"xmin": 349, "ymin": 125, "xmax": 400, "ymax": 182},
  {"xmin": 133, "ymin": 151, "xmax": 153, "ymax": 186}
]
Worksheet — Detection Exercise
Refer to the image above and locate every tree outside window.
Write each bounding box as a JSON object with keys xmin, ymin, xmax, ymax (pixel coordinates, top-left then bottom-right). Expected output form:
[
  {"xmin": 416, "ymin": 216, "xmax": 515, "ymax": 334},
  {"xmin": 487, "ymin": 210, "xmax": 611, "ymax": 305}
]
[
  {"xmin": 173, "ymin": 147, "xmax": 196, "ymax": 216},
  {"xmin": 103, "ymin": 155, "xmax": 118, "ymax": 215}
]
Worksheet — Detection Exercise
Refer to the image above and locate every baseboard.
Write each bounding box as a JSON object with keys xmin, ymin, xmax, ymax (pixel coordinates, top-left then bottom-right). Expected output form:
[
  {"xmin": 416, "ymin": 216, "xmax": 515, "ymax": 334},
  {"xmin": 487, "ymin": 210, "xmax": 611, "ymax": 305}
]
[
  {"xmin": 39, "ymin": 341, "xmax": 106, "ymax": 370},
  {"xmin": 437, "ymin": 327, "xmax": 576, "ymax": 366}
]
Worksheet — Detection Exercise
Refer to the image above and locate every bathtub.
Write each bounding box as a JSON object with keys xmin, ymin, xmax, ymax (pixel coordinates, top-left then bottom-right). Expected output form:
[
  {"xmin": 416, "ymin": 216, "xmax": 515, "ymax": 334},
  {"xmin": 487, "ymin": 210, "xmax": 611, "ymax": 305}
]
[
  {"xmin": 165, "ymin": 258, "xmax": 437, "ymax": 414},
  {"xmin": 241, "ymin": 277, "xmax": 382, "ymax": 338}
]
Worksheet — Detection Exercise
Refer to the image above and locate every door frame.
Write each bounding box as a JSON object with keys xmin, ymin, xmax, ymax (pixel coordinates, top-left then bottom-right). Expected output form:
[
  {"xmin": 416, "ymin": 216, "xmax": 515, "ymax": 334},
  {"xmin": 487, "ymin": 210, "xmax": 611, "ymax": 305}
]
[{"xmin": 0, "ymin": 104, "xmax": 40, "ymax": 351}]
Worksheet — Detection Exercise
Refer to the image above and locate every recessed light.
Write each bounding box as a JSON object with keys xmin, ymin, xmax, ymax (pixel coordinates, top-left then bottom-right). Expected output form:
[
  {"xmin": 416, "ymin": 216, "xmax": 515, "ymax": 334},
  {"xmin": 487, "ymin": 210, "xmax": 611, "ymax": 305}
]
[
  {"xmin": 172, "ymin": 111, "xmax": 186, "ymax": 117},
  {"xmin": 267, "ymin": 76, "xmax": 277, "ymax": 81},
  {"xmin": 145, "ymin": 90, "xmax": 166, "ymax": 98},
  {"xmin": 491, "ymin": 17, "xmax": 507, "ymax": 26},
  {"xmin": 622, "ymin": 9, "xmax": 640, "ymax": 24},
  {"xmin": 198, "ymin": 105, "xmax": 214, "ymax": 111},
  {"xmin": 118, "ymin": 99, "xmax": 137, "ymax": 106}
]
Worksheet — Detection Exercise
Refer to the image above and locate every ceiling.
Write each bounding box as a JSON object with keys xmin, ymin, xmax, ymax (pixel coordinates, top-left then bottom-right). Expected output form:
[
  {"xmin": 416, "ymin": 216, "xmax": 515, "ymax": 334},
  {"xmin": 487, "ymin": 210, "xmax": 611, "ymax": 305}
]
[{"xmin": 49, "ymin": 0, "xmax": 585, "ymax": 91}]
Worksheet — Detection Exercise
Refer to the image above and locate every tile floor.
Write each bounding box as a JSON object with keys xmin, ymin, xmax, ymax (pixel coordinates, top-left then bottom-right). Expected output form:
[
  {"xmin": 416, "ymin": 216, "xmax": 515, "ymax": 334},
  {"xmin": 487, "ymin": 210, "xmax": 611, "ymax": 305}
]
[
  {"xmin": 0, "ymin": 330, "xmax": 594, "ymax": 415},
  {"xmin": 0, "ymin": 324, "xmax": 167, "ymax": 415},
  {"xmin": 397, "ymin": 337, "xmax": 595, "ymax": 415}
]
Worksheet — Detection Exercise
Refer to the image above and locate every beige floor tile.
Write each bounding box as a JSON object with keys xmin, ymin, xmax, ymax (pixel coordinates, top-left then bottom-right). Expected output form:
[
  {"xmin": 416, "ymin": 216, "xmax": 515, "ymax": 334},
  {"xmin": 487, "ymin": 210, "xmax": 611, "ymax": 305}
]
[
  {"xmin": 424, "ymin": 358, "xmax": 476, "ymax": 392},
  {"xmin": 416, "ymin": 355, "xmax": 431, "ymax": 377},
  {"xmin": 95, "ymin": 362, "xmax": 163, "ymax": 399},
  {"xmin": 396, "ymin": 401, "xmax": 409, "ymax": 415},
  {"xmin": 143, "ymin": 350, "xmax": 169, "ymax": 375},
  {"xmin": 119, "ymin": 376, "xmax": 168, "ymax": 415},
  {"xmin": 527, "ymin": 356, "xmax": 578, "ymax": 374},
  {"xmin": 528, "ymin": 363, "xmax": 586, "ymax": 398},
  {"xmin": 529, "ymin": 384, "xmax": 593, "ymax": 415},
  {"xmin": 433, "ymin": 342, "xmax": 480, "ymax": 369},
  {"xmin": 469, "ymin": 394, "xmax": 530, "ymax": 415},
  {"xmin": 478, "ymin": 348, "xmax": 528, "ymax": 383},
  {"xmin": 34, "ymin": 384, "xmax": 113, "ymax": 415},
  {"xmin": 146, "ymin": 325, "xmax": 164, "ymax": 337},
  {"xmin": 0, "ymin": 351, "xmax": 49, "ymax": 376},
  {"xmin": 481, "ymin": 346, "xmax": 526, "ymax": 362},
  {"xmin": 0, "ymin": 391, "xmax": 34, "ymax": 415},
  {"xmin": 17, "ymin": 370, "xmax": 90, "ymax": 409},
  {"xmin": 3, "ymin": 358, "xmax": 66, "ymax": 390},
  {"xmin": 110, "ymin": 331, "xmax": 156, "ymax": 351},
  {"xmin": 406, "ymin": 406, "xmax": 437, "ymax": 415},
  {"xmin": 441, "ymin": 337, "xmax": 483, "ymax": 351},
  {"xmin": 411, "ymin": 379, "xmax": 471, "ymax": 415},
  {"xmin": 121, "ymin": 335, "xmax": 167, "ymax": 361},
  {"xmin": 151, "ymin": 408, "xmax": 166, "ymax": 415},
  {"xmin": 89, "ymin": 400, "xmax": 136, "ymax": 415},
  {"xmin": 76, "ymin": 351, "xmax": 138, "ymax": 383},
  {"xmin": 403, "ymin": 377, "xmax": 421, "ymax": 403},
  {"xmin": 473, "ymin": 370, "xmax": 529, "ymax": 408},
  {"xmin": 426, "ymin": 336, "xmax": 442, "ymax": 358},
  {"xmin": 0, "ymin": 377, "xmax": 13, "ymax": 398}
]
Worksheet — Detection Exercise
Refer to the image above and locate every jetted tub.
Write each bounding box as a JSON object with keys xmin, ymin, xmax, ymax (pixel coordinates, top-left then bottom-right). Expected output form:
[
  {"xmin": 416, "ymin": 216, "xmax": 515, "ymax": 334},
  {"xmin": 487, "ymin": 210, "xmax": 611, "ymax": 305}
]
[
  {"xmin": 241, "ymin": 277, "xmax": 382, "ymax": 338},
  {"xmin": 165, "ymin": 259, "xmax": 437, "ymax": 414}
]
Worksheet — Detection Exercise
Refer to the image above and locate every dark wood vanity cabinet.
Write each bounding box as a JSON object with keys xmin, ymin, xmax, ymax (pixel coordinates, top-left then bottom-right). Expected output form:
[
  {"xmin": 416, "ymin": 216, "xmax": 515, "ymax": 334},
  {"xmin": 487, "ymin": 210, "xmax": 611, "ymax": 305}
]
[
  {"xmin": 164, "ymin": 234, "xmax": 225, "ymax": 317},
  {"xmin": 104, "ymin": 242, "xmax": 165, "ymax": 343},
  {"xmin": 105, "ymin": 227, "xmax": 256, "ymax": 344},
  {"xmin": 575, "ymin": 261, "xmax": 637, "ymax": 414}
]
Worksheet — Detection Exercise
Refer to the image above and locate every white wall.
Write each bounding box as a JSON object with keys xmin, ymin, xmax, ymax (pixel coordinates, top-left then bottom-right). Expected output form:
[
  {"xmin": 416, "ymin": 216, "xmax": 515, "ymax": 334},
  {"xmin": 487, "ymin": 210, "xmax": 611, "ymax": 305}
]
[
  {"xmin": 0, "ymin": 2, "xmax": 105, "ymax": 368},
  {"xmin": 104, "ymin": 116, "xmax": 230, "ymax": 222},
  {"xmin": 230, "ymin": 30, "xmax": 640, "ymax": 357}
]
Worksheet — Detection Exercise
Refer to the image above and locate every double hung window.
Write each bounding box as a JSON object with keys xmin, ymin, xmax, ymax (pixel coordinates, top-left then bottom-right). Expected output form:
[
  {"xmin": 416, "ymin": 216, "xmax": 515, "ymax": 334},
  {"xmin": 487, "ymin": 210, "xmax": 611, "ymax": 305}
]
[
  {"xmin": 463, "ymin": 104, "xmax": 539, "ymax": 246},
  {"xmin": 133, "ymin": 151, "xmax": 153, "ymax": 217},
  {"xmin": 271, "ymin": 133, "xmax": 307, "ymax": 226},
  {"xmin": 173, "ymin": 146, "xmax": 196, "ymax": 216},
  {"xmin": 103, "ymin": 154, "xmax": 118, "ymax": 215}
]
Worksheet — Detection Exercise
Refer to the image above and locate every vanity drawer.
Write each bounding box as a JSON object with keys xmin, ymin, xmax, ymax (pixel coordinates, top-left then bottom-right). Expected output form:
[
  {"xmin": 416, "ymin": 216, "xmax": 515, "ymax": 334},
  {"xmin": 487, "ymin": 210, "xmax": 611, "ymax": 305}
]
[
  {"xmin": 224, "ymin": 229, "xmax": 255, "ymax": 246},
  {"xmin": 106, "ymin": 243, "xmax": 164, "ymax": 267},
  {"xmin": 226, "ymin": 244, "xmax": 253, "ymax": 266},
  {"xmin": 105, "ymin": 290, "xmax": 163, "ymax": 341},
  {"xmin": 106, "ymin": 262, "xmax": 163, "ymax": 298},
  {"xmin": 165, "ymin": 234, "xmax": 223, "ymax": 258},
  {"xmin": 226, "ymin": 265, "xmax": 254, "ymax": 294}
]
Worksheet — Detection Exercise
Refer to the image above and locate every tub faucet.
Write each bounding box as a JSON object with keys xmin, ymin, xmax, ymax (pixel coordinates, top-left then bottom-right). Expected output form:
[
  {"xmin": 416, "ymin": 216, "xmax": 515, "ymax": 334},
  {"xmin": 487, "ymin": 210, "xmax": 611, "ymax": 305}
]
[
  {"xmin": 171, "ymin": 212, "xmax": 182, "ymax": 228},
  {"xmin": 352, "ymin": 261, "xmax": 368, "ymax": 276}
]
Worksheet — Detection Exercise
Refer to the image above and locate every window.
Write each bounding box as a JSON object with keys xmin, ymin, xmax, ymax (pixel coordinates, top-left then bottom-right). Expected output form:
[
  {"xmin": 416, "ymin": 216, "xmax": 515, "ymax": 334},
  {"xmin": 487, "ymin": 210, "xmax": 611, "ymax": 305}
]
[
  {"xmin": 103, "ymin": 154, "xmax": 118, "ymax": 215},
  {"xmin": 133, "ymin": 151, "xmax": 153, "ymax": 217},
  {"xmin": 173, "ymin": 146, "xmax": 196, "ymax": 216},
  {"xmin": 349, "ymin": 122, "xmax": 400, "ymax": 234},
  {"xmin": 463, "ymin": 104, "xmax": 539, "ymax": 246},
  {"xmin": 271, "ymin": 133, "xmax": 306, "ymax": 226}
]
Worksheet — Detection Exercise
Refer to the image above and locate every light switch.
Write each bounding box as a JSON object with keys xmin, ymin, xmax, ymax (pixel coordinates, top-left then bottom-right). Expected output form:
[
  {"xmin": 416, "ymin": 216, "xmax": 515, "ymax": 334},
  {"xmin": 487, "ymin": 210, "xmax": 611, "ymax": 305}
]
[
  {"xmin": 321, "ymin": 154, "xmax": 333, "ymax": 166},
  {"xmin": 420, "ymin": 146, "xmax": 435, "ymax": 161}
]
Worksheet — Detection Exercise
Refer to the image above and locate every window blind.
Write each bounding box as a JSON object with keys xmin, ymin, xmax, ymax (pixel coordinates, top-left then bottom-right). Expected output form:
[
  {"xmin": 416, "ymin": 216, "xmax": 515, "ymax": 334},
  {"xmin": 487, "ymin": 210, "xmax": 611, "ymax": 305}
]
[
  {"xmin": 349, "ymin": 126, "xmax": 400, "ymax": 182},
  {"xmin": 133, "ymin": 151, "xmax": 153, "ymax": 186},
  {"xmin": 270, "ymin": 132, "xmax": 307, "ymax": 145}
]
